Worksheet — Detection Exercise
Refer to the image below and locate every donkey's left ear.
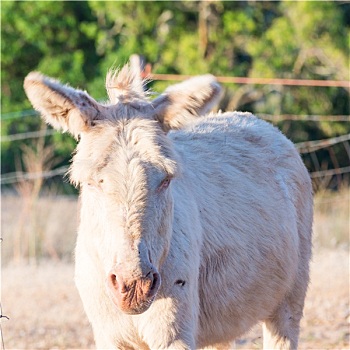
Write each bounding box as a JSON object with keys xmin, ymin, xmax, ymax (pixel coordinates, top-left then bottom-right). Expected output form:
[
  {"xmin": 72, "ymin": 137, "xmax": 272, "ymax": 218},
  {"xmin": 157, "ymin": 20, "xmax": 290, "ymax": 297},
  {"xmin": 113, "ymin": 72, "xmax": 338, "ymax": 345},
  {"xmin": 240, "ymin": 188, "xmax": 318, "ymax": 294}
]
[
  {"xmin": 151, "ymin": 75, "xmax": 222, "ymax": 132},
  {"xmin": 24, "ymin": 72, "xmax": 102, "ymax": 138}
]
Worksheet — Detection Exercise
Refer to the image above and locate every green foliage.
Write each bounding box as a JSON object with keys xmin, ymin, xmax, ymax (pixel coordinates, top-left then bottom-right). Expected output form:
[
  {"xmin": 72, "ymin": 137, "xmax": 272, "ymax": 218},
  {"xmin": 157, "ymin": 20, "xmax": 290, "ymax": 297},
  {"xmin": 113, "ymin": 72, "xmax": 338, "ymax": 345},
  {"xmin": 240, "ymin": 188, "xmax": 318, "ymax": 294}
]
[{"xmin": 1, "ymin": 0, "xmax": 349, "ymax": 192}]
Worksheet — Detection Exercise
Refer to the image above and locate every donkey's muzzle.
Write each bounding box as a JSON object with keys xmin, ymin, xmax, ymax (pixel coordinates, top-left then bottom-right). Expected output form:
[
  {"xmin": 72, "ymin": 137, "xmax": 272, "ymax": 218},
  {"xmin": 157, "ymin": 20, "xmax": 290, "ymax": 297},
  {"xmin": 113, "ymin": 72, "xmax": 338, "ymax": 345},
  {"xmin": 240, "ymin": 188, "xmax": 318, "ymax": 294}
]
[{"xmin": 107, "ymin": 266, "xmax": 161, "ymax": 315}]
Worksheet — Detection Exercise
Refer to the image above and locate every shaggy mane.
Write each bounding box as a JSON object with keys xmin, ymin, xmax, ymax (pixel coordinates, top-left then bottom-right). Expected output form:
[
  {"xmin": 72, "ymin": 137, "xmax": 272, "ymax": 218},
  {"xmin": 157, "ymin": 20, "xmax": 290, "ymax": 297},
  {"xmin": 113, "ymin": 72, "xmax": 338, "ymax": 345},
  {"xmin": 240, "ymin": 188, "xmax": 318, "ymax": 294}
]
[{"xmin": 106, "ymin": 64, "xmax": 150, "ymax": 104}]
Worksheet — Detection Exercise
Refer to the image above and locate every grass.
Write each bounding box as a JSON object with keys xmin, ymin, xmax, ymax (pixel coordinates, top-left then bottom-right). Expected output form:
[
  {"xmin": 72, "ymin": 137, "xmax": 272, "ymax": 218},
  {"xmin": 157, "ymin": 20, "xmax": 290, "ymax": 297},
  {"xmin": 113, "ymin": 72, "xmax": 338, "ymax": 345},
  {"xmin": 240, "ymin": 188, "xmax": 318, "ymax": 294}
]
[
  {"xmin": 1, "ymin": 262, "xmax": 94, "ymax": 349},
  {"xmin": 1, "ymin": 194, "xmax": 78, "ymax": 264},
  {"xmin": 313, "ymin": 187, "xmax": 349, "ymax": 249}
]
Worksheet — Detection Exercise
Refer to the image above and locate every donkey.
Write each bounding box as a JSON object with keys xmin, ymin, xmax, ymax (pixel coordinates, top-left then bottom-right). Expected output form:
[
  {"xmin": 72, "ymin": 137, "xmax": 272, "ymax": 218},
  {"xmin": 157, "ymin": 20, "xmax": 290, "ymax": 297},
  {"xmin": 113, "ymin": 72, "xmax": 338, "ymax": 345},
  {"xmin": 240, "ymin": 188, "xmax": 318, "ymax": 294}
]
[{"xmin": 24, "ymin": 63, "xmax": 312, "ymax": 350}]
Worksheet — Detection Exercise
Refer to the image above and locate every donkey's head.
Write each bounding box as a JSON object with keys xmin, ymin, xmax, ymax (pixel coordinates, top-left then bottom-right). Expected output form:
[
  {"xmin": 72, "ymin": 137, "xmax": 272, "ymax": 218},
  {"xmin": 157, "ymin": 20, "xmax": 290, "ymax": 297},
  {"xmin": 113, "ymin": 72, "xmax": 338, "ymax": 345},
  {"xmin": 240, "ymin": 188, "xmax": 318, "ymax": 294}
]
[{"xmin": 24, "ymin": 63, "xmax": 221, "ymax": 314}]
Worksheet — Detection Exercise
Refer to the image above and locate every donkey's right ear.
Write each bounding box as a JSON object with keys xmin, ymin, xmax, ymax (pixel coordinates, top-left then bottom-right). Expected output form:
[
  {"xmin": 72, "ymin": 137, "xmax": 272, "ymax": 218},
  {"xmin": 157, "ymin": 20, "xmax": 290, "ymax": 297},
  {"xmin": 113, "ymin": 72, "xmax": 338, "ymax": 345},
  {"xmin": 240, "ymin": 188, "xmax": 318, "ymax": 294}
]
[{"xmin": 24, "ymin": 72, "xmax": 102, "ymax": 138}]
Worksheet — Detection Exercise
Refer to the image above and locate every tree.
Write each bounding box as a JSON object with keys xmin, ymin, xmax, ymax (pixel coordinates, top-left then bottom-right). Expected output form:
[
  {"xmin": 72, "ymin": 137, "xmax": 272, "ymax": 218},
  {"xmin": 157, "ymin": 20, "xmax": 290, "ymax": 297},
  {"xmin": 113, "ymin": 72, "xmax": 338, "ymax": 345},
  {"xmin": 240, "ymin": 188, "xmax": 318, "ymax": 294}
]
[
  {"xmin": 1, "ymin": 0, "xmax": 349, "ymax": 191},
  {"xmin": 1, "ymin": 1, "xmax": 98, "ymax": 175}
]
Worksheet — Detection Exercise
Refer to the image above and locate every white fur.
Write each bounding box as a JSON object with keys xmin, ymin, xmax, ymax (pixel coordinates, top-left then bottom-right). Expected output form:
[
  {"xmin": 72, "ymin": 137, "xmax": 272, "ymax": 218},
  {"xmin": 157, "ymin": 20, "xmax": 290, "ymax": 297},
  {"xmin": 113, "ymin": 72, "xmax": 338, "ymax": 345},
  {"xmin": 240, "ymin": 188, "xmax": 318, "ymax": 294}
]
[{"xmin": 24, "ymin": 64, "xmax": 313, "ymax": 350}]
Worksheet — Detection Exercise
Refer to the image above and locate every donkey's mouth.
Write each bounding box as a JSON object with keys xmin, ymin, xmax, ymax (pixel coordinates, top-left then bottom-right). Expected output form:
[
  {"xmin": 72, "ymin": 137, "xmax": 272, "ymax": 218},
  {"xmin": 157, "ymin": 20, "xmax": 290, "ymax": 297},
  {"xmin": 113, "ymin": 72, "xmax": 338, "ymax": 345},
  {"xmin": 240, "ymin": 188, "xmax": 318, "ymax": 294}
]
[
  {"xmin": 117, "ymin": 295, "xmax": 157, "ymax": 315},
  {"xmin": 107, "ymin": 271, "xmax": 161, "ymax": 315}
]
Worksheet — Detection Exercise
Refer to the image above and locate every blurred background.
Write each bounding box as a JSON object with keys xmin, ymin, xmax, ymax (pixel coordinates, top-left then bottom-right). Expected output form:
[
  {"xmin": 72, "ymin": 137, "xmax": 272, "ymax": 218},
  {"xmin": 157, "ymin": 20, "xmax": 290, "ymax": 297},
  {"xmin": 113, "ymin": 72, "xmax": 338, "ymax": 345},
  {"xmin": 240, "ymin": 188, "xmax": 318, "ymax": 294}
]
[{"xmin": 1, "ymin": 1, "xmax": 349, "ymax": 349}]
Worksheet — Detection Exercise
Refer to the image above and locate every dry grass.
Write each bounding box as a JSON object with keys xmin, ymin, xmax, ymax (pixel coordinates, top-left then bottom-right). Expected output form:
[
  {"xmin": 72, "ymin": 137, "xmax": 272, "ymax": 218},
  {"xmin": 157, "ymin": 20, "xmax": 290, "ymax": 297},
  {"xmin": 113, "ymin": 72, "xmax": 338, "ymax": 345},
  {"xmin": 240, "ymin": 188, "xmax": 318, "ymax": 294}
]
[
  {"xmin": 1, "ymin": 189, "xmax": 349, "ymax": 349},
  {"xmin": 1, "ymin": 194, "xmax": 78, "ymax": 264},
  {"xmin": 2, "ymin": 249, "xmax": 348, "ymax": 349},
  {"xmin": 313, "ymin": 188, "xmax": 349, "ymax": 249},
  {"xmin": 2, "ymin": 262, "xmax": 94, "ymax": 349}
]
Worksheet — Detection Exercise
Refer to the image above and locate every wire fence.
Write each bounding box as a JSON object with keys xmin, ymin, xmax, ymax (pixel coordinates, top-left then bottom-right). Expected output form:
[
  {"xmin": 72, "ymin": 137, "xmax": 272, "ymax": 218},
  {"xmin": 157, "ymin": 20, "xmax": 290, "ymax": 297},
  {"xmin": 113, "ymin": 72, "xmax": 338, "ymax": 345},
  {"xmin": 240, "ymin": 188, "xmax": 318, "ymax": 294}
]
[
  {"xmin": 149, "ymin": 73, "xmax": 350, "ymax": 88},
  {"xmin": 1, "ymin": 129, "xmax": 57, "ymax": 142},
  {"xmin": 1, "ymin": 113, "xmax": 349, "ymax": 186},
  {"xmin": 2, "ymin": 110, "xmax": 349, "ymax": 124},
  {"xmin": 259, "ymin": 114, "xmax": 350, "ymax": 122},
  {"xmin": 0, "ymin": 166, "xmax": 69, "ymax": 185},
  {"xmin": 3, "ymin": 164, "xmax": 349, "ymax": 185},
  {"xmin": 1, "ymin": 109, "xmax": 39, "ymax": 121},
  {"xmin": 1, "ymin": 69, "xmax": 349, "ymax": 189},
  {"xmin": 296, "ymin": 133, "xmax": 350, "ymax": 154}
]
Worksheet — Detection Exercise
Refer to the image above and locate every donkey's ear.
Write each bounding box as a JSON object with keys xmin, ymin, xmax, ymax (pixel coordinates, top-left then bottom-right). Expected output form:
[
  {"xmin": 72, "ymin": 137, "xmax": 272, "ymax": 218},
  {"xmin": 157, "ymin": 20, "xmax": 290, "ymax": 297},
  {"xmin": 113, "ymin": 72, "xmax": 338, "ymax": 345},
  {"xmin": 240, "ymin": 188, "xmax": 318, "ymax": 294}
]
[
  {"xmin": 152, "ymin": 75, "xmax": 221, "ymax": 131},
  {"xmin": 24, "ymin": 72, "xmax": 102, "ymax": 138}
]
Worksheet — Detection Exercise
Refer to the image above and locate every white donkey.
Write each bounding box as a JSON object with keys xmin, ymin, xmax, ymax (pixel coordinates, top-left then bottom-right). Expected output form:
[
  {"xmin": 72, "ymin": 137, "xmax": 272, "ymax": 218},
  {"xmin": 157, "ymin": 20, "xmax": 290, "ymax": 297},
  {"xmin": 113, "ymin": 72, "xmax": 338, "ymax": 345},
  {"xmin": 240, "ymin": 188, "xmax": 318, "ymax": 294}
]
[{"xmin": 24, "ymin": 64, "xmax": 312, "ymax": 350}]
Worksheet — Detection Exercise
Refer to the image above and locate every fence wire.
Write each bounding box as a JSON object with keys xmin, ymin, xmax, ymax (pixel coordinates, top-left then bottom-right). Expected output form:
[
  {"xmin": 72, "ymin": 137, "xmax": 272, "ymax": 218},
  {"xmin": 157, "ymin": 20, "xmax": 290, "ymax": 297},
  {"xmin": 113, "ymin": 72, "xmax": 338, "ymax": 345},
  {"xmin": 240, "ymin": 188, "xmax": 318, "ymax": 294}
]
[
  {"xmin": 1, "ymin": 113, "xmax": 349, "ymax": 143},
  {"xmin": 1, "ymin": 137, "xmax": 349, "ymax": 185},
  {"xmin": 296, "ymin": 133, "xmax": 350, "ymax": 153},
  {"xmin": 150, "ymin": 73, "xmax": 350, "ymax": 87},
  {"xmin": 1, "ymin": 129, "xmax": 57, "ymax": 142},
  {"xmin": 1, "ymin": 166, "xmax": 69, "ymax": 185},
  {"xmin": 1, "ymin": 110, "xmax": 349, "ymax": 186}
]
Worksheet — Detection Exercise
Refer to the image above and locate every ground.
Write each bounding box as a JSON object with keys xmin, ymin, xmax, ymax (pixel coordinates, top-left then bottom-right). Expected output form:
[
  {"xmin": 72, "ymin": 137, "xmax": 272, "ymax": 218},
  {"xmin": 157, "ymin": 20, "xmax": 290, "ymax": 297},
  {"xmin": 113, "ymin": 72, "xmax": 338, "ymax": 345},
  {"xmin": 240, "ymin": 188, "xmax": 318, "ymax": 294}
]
[
  {"xmin": 2, "ymin": 248, "xmax": 348, "ymax": 349},
  {"xmin": 1, "ymin": 191, "xmax": 349, "ymax": 349}
]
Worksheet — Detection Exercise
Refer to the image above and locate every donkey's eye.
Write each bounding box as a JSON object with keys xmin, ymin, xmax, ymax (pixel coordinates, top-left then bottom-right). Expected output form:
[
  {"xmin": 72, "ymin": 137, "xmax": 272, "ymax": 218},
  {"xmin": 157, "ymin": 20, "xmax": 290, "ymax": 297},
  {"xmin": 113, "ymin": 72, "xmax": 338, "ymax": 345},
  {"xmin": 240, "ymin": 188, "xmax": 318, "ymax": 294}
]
[
  {"xmin": 158, "ymin": 176, "xmax": 171, "ymax": 191},
  {"xmin": 98, "ymin": 179, "xmax": 104, "ymax": 184}
]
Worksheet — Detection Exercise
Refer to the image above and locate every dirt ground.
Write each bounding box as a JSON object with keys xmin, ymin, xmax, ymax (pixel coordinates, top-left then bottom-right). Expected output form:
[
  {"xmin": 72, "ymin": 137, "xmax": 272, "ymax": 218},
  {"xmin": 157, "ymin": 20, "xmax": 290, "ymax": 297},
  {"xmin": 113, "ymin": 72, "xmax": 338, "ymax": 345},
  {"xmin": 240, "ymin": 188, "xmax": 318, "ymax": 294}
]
[{"xmin": 1, "ymin": 248, "xmax": 349, "ymax": 350}]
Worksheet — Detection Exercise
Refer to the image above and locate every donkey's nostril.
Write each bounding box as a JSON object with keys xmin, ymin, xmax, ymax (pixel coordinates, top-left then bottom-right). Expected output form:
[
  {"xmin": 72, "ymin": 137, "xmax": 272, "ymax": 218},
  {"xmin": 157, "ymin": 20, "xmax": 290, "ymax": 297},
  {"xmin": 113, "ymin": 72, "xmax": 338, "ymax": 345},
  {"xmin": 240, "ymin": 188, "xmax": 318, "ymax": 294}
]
[
  {"xmin": 150, "ymin": 272, "xmax": 158, "ymax": 291},
  {"xmin": 108, "ymin": 273, "xmax": 127, "ymax": 293},
  {"xmin": 109, "ymin": 273, "xmax": 118, "ymax": 288}
]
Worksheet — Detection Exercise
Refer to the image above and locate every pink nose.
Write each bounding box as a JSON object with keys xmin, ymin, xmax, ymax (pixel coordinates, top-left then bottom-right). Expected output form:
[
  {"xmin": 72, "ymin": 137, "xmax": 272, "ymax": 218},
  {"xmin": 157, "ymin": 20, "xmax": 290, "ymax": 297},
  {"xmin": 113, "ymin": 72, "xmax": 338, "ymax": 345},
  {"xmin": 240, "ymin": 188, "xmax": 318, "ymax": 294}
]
[{"xmin": 107, "ymin": 267, "xmax": 161, "ymax": 314}]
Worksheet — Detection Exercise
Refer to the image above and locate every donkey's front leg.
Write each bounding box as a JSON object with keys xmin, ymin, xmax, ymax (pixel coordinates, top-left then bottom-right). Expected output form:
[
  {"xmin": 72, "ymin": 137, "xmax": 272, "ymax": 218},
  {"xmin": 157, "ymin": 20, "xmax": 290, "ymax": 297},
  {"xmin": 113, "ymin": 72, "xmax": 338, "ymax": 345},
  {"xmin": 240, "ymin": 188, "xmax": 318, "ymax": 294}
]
[{"xmin": 136, "ymin": 289, "xmax": 199, "ymax": 350}]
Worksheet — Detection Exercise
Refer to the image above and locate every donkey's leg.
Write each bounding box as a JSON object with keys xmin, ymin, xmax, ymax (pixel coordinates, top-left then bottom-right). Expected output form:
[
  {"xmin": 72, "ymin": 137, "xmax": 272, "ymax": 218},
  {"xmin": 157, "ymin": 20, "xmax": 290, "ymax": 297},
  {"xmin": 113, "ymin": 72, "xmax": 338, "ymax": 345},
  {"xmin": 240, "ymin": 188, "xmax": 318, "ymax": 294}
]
[
  {"xmin": 262, "ymin": 284, "xmax": 307, "ymax": 350},
  {"xmin": 137, "ymin": 292, "xmax": 198, "ymax": 350},
  {"xmin": 263, "ymin": 211, "xmax": 311, "ymax": 350}
]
